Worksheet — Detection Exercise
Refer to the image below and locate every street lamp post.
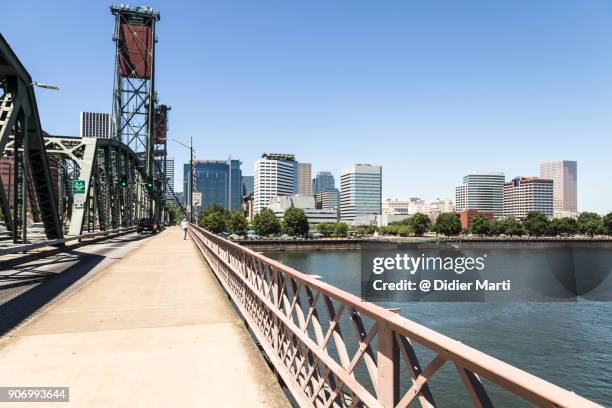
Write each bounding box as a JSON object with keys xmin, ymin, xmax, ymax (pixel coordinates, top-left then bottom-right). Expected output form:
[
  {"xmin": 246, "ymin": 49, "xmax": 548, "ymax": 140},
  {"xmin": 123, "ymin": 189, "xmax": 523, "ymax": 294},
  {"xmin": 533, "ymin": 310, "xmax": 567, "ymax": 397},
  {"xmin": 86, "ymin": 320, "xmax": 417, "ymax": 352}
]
[
  {"xmin": 167, "ymin": 137, "xmax": 194, "ymax": 223},
  {"xmin": 30, "ymin": 82, "xmax": 60, "ymax": 91},
  {"xmin": 190, "ymin": 136, "xmax": 194, "ymax": 223}
]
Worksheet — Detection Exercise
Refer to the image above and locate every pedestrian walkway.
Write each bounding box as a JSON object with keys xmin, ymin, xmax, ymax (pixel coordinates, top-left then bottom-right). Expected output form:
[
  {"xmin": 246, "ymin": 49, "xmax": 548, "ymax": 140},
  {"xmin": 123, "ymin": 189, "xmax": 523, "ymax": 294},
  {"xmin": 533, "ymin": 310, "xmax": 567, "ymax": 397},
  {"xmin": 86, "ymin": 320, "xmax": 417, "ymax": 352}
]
[{"xmin": 0, "ymin": 227, "xmax": 289, "ymax": 407}]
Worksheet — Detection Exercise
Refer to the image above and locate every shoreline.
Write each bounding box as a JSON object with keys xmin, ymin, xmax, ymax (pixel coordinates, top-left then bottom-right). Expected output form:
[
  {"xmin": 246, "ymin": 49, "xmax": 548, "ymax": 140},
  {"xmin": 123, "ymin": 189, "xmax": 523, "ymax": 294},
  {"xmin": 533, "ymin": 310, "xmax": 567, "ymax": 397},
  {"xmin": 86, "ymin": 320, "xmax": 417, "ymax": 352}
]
[{"xmin": 237, "ymin": 237, "xmax": 612, "ymax": 251}]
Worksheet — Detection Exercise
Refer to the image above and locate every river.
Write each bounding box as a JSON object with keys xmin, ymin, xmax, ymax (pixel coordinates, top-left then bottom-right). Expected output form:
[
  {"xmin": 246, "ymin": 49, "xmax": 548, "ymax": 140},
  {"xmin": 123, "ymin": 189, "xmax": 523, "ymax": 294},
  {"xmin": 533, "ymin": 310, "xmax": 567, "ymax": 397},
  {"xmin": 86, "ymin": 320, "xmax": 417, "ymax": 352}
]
[{"xmin": 265, "ymin": 248, "xmax": 612, "ymax": 407}]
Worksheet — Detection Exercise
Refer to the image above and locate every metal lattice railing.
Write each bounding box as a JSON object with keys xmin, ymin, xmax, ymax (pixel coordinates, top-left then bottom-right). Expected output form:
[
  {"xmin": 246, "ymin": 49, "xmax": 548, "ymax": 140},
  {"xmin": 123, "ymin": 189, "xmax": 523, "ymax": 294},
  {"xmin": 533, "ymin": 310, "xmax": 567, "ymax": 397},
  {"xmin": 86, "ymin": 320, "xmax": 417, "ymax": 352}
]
[{"xmin": 189, "ymin": 224, "xmax": 601, "ymax": 408}]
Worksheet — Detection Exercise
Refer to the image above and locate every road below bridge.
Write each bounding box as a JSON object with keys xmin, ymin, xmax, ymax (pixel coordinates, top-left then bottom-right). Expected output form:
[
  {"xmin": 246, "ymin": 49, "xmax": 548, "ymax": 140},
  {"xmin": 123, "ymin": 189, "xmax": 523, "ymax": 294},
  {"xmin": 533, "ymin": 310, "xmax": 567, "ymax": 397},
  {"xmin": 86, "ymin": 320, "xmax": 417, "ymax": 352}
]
[{"xmin": 0, "ymin": 227, "xmax": 288, "ymax": 407}]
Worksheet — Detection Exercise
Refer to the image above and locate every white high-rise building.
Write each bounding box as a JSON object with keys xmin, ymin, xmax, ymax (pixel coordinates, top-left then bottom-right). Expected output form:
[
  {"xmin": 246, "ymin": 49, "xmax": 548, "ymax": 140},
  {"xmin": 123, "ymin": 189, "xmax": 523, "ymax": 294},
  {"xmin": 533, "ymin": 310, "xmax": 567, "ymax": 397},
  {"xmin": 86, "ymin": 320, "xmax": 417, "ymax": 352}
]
[
  {"xmin": 455, "ymin": 185, "xmax": 468, "ymax": 212},
  {"xmin": 165, "ymin": 157, "xmax": 175, "ymax": 200},
  {"xmin": 80, "ymin": 112, "xmax": 112, "ymax": 138},
  {"xmin": 297, "ymin": 162, "xmax": 312, "ymax": 196},
  {"xmin": 254, "ymin": 153, "xmax": 297, "ymax": 214},
  {"xmin": 503, "ymin": 176, "xmax": 553, "ymax": 219},
  {"xmin": 340, "ymin": 164, "xmax": 382, "ymax": 221},
  {"xmin": 539, "ymin": 161, "xmax": 577, "ymax": 216},
  {"xmin": 455, "ymin": 171, "xmax": 505, "ymax": 217}
]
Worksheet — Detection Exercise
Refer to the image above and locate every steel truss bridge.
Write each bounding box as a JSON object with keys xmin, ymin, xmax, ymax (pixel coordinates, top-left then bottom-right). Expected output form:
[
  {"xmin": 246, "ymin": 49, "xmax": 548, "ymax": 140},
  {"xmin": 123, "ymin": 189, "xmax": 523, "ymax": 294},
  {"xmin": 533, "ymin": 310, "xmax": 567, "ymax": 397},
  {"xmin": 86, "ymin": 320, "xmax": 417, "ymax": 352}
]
[{"xmin": 0, "ymin": 6, "xmax": 182, "ymax": 245}]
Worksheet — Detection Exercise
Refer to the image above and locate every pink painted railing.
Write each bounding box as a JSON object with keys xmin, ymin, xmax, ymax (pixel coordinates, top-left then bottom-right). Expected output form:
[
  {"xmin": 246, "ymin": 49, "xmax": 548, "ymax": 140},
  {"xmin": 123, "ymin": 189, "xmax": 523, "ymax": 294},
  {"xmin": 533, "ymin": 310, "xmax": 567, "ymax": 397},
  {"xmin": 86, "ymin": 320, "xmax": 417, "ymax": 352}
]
[{"xmin": 189, "ymin": 225, "xmax": 601, "ymax": 408}]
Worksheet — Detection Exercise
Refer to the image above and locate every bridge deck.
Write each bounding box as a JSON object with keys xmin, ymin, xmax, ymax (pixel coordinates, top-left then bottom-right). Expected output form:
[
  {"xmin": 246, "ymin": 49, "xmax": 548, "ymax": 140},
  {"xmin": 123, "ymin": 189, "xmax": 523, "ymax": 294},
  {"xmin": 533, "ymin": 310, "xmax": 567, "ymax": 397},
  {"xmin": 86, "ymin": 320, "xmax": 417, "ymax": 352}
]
[{"xmin": 0, "ymin": 227, "xmax": 289, "ymax": 407}]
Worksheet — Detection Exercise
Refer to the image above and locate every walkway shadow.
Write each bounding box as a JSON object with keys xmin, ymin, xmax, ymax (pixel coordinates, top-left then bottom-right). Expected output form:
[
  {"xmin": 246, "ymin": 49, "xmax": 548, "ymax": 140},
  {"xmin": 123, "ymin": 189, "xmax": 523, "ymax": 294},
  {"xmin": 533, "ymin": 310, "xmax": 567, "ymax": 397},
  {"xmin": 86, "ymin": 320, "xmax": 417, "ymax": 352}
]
[{"xmin": 0, "ymin": 233, "xmax": 150, "ymax": 336}]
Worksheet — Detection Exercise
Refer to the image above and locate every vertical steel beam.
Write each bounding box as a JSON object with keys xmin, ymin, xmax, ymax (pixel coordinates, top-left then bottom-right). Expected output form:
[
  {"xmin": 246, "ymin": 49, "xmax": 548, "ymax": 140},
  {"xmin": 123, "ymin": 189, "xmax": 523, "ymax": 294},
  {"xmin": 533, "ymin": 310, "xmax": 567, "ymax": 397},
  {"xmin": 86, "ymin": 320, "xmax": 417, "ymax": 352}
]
[
  {"xmin": 21, "ymin": 113, "xmax": 29, "ymax": 243},
  {"xmin": 67, "ymin": 138, "xmax": 96, "ymax": 235},
  {"xmin": 12, "ymin": 114, "xmax": 20, "ymax": 243}
]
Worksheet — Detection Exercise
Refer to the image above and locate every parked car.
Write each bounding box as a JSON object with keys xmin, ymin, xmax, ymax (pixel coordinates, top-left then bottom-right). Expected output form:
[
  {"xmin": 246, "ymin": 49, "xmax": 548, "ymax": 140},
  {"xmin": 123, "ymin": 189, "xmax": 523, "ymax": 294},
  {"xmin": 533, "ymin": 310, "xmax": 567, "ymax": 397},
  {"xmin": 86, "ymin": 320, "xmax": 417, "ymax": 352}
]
[
  {"xmin": 246, "ymin": 232, "xmax": 261, "ymax": 240},
  {"xmin": 137, "ymin": 218, "xmax": 161, "ymax": 234}
]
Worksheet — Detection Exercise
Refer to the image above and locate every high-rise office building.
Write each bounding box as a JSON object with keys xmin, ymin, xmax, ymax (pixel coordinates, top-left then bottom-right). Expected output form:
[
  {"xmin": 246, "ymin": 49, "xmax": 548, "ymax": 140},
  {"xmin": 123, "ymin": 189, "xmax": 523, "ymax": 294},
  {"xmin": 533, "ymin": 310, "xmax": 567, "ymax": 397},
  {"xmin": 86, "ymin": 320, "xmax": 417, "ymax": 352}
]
[
  {"xmin": 183, "ymin": 159, "xmax": 242, "ymax": 211},
  {"xmin": 254, "ymin": 153, "xmax": 297, "ymax": 214},
  {"xmin": 315, "ymin": 189, "xmax": 339, "ymax": 210},
  {"xmin": 455, "ymin": 185, "xmax": 467, "ymax": 212},
  {"xmin": 455, "ymin": 171, "xmax": 505, "ymax": 217},
  {"xmin": 242, "ymin": 176, "xmax": 254, "ymax": 197},
  {"xmin": 165, "ymin": 157, "xmax": 175, "ymax": 200},
  {"xmin": 340, "ymin": 164, "xmax": 382, "ymax": 221},
  {"xmin": 297, "ymin": 163, "xmax": 312, "ymax": 196},
  {"xmin": 154, "ymin": 157, "xmax": 175, "ymax": 201},
  {"xmin": 312, "ymin": 171, "xmax": 336, "ymax": 194},
  {"xmin": 503, "ymin": 176, "xmax": 553, "ymax": 219},
  {"xmin": 80, "ymin": 112, "xmax": 112, "ymax": 138},
  {"xmin": 539, "ymin": 161, "xmax": 577, "ymax": 216}
]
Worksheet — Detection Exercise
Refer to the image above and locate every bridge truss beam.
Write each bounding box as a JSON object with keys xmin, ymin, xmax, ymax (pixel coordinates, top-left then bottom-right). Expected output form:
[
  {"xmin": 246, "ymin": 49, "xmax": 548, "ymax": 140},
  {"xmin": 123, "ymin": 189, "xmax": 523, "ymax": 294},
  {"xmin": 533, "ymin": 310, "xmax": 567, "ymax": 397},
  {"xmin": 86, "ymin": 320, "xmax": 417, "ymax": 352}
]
[
  {"xmin": 30, "ymin": 136, "xmax": 156, "ymax": 235},
  {"xmin": 0, "ymin": 34, "xmax": 63, "ymax": 243}
]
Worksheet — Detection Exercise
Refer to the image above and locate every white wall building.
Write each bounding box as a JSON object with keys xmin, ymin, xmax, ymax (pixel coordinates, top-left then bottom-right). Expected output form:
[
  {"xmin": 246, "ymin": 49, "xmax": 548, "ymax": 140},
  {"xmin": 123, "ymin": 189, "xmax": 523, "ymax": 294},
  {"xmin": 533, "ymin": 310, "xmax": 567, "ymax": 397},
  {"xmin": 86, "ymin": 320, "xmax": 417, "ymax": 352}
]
[
  {"xmin": 254, "ymin": 153, "xmax": 297, "ymax": 214},
  {"xmin": 382, "ymin": 198, "xmax": 427, "ymax": 215},
  {"xmin": 268, "ymin": 195, "xmax": 338, "ymax": 224},
  {"xmin": 539, "ymin": 160, "xmax": 577, "ymax": 217},
  {"xmin": 340, "ymin": 164, "xmax": 382, "ymax": 221},
  {"xmin": 429, "ymin": 198, "xmax": 454, "ymax": 220}
]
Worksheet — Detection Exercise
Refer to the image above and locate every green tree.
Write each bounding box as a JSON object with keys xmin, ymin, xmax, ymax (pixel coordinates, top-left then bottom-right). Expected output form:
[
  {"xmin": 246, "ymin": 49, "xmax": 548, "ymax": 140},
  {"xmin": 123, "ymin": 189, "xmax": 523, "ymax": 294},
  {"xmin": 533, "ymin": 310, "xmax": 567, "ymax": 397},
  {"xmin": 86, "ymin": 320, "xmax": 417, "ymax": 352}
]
[
  {"xmin": 397, "ymin": 225, "xmax": 411, "ymax": 237},
  {"xmin": 549, "ymin": 217, "xmax": 578, "ymax": 236},
  {"xmin": 313, "ymin": 223, "xmax": 334, "ymax": 236},
  {"xmin": 434, "ymin": 212, "xmax": 461, "ymax": 237},
  {"xmin": 523, "ymin": 211, "xmax": 550, "ymax": 237},
  {"xmin": 164, "ymin": 204, "xmax": 184, "ymax": 225},
  {"xmin": 501, "ymin": 218, "xmax": 524, "ymax": 236},
  {"xmin": 469, "ymin": 214, "xmax": 491, "ymax": 236},
  {"xmin": 577, "ymin": 212, "xmax": 605, "ymax": 237},
  {"xmin": 201, "ymin": 212, "xmax": 227, "ymax": 233},
  {"xmin": 202, "ymin": 203, "xmax": 230, "ymax": 218},
  {"xmin": 603, "ymin": 212, "xmax": 612, "ymax": 235},
  {"xmin": 408, "ymin": 213, "xmax": 431, "ymax": 236},
  {"xmin": 333, "ymin": 222, "xmax": 349, "ymax": 238},
  {"xmin": 253, "ymin": 208, "xmax": 281, "ymax": 236},
  {"xmin": 228, "ymin": 211, "xmax": 248, "ymax": 235},
  {"xmin": 380, "ymin": 224, "xmax": 399, "ymax": 236},
  {"xmin": 489, "ymin": 219, "xmax": 504, "ymax": 236},
  {"xmin": 282, "ymin": 207, "xmax": 309, "ymax": 236}
]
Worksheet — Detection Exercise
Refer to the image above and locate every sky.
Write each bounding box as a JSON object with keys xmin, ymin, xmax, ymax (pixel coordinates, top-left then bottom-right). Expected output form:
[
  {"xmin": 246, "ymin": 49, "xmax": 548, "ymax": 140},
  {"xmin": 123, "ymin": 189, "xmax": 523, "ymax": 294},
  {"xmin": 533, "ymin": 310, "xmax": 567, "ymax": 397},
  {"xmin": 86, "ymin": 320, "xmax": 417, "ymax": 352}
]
[{"xmin": 3, "ymin": 0, "xmax": 612, "ymax": 213}]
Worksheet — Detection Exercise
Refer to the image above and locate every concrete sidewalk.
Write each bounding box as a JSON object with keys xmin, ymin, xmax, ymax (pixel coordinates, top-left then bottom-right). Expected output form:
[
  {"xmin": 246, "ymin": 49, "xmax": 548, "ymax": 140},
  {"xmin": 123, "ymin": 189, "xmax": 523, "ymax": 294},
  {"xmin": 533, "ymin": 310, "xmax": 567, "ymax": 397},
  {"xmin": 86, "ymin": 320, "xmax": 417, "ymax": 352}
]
[{"xmin": 0, "ymin": 227, "xmax": 289, "ymax": 407}]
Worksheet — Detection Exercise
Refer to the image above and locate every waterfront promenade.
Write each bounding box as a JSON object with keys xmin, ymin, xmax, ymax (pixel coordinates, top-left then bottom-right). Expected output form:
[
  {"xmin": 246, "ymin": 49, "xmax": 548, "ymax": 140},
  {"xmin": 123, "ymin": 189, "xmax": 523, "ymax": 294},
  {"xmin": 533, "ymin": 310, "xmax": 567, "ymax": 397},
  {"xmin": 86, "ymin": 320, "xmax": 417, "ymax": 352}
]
[{"xmin": 0, "ymin": 227, "xmax": 289, "ymax": 407}]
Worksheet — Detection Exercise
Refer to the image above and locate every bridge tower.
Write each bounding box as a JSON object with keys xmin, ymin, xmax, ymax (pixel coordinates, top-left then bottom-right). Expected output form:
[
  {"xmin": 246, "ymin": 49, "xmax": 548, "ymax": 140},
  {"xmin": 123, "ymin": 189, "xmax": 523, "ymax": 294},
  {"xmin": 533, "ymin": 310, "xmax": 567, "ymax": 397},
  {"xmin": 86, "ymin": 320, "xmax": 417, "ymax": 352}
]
[{"xmin": 110, "ymin": 5, "xmax": 161, "ymax": 217}]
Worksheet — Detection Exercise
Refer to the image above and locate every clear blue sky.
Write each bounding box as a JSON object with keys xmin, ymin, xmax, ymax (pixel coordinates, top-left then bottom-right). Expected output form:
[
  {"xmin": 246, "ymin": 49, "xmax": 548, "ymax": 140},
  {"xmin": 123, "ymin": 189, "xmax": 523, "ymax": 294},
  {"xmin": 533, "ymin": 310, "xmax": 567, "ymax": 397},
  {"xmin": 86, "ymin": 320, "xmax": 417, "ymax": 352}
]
[{"xmin": 4, "ymin": 0, "xmax": 612, "ymax": 212}]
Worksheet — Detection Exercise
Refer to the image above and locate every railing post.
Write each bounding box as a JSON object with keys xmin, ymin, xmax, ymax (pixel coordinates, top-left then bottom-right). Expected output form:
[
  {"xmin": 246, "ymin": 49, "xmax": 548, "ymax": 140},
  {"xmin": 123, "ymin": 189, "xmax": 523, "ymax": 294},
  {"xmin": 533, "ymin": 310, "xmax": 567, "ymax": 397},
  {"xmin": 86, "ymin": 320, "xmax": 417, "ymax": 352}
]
[{"xmin": 377, "ymin": 322, "xmax": 400, "ymax": 407}]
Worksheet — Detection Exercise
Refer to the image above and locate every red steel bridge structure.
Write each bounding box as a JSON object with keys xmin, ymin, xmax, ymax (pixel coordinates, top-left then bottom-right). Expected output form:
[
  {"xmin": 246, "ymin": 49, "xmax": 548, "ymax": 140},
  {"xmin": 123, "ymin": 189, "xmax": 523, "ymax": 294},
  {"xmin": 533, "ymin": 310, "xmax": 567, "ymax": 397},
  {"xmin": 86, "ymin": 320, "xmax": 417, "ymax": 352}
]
[{"xmin": 0, "ymin": 5, "xmax": 183, "ymax": 245}]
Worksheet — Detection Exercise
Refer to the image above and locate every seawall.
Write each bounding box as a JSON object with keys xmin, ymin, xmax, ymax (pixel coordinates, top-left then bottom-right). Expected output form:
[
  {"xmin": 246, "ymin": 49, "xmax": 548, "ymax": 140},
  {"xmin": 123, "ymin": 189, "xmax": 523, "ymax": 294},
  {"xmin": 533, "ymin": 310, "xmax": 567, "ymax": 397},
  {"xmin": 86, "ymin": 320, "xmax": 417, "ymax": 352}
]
[{"xmin": 236, "ymin": 238, "xmax": 612, "ymax": 251}]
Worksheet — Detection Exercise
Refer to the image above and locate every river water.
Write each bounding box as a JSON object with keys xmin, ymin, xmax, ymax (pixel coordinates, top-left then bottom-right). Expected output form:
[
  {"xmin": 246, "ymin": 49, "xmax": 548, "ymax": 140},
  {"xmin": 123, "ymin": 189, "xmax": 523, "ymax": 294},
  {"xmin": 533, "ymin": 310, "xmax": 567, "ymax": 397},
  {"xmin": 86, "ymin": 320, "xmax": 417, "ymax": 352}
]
[{"xmin": 265, "ymin": 248, "xmax": 612, "ymax": 407}]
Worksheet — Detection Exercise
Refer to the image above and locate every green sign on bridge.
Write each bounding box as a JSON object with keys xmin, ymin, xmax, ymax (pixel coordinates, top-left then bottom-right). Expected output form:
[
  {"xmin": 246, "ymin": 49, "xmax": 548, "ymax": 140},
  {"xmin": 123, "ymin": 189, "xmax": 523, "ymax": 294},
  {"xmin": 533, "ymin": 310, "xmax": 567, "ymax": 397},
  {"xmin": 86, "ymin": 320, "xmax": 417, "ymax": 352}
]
[{"xmin": 72, "ymin": 180, "xmax": 86, "ymax": 194}]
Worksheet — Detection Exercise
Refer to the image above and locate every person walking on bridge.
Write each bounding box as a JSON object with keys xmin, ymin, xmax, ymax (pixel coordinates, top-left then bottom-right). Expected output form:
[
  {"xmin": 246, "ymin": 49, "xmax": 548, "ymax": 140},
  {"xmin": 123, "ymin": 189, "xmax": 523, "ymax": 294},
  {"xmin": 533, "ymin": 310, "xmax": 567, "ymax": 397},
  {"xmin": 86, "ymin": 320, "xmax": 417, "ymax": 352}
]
[{"xmin": 180, "ymin": 219, "xmax": 189, "ymax": 240}]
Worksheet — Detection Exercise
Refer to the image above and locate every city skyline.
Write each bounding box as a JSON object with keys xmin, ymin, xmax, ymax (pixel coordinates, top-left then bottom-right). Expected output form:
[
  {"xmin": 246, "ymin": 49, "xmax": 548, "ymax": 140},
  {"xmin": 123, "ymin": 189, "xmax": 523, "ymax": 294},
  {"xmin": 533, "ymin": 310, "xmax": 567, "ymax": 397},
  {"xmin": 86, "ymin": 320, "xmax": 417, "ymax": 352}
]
[{"xmin": 4, "ymin": 1, "xmax": 612, "ymax": 212}]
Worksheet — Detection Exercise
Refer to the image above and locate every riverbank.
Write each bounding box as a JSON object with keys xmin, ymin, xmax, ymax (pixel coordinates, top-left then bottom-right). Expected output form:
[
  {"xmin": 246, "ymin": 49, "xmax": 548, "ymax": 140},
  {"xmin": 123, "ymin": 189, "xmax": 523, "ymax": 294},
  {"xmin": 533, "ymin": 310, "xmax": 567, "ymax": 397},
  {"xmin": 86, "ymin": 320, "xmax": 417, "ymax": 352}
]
[{"xmin": 237, "ymin": 237, "xmax": 612, "ymax": 251}]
